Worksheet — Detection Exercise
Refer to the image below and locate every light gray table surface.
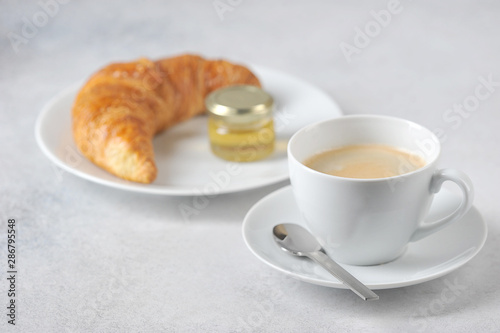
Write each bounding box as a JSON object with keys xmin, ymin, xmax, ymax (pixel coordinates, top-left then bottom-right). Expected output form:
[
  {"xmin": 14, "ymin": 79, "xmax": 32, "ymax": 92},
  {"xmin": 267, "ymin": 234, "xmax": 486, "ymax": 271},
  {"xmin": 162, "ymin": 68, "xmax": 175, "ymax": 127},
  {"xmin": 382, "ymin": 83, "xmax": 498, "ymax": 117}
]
[{"xmin": 1, "ymin": 0, "xmax": 500, "ymax": 332}]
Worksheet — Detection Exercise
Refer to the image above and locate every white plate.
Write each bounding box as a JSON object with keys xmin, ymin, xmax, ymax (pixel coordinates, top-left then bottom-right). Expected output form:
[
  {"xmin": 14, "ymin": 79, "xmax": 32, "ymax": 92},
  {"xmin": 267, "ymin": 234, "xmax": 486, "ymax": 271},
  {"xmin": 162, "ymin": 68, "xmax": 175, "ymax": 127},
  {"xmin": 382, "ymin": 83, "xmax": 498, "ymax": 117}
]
[
  {"xmin": 242, "ymin": 186, "xmax": 487, "ymax": 289},
  {"xmin": 35, "ymin": 66, "xmax": 342, "ymax": 195}
]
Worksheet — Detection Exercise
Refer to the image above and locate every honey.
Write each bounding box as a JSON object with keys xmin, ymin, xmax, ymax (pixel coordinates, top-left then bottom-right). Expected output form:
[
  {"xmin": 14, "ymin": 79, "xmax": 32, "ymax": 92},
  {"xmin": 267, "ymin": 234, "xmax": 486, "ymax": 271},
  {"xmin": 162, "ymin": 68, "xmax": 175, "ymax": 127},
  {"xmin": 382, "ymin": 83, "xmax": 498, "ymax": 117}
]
[
  {"xmin": 205, "ymin": 85, "xmax": 275, "ymax": 162},
  {"xmin": 208, "ymin": 117, "xmax": 275, "ymax": 162}
]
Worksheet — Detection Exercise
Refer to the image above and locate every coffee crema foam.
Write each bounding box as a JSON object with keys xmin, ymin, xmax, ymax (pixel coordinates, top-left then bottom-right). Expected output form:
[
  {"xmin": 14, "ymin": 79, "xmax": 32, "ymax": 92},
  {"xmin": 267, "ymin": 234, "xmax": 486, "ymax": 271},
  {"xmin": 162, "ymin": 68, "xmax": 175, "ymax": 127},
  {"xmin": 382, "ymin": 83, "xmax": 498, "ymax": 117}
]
[{"xmin": 303, "ymin": 144, "xmax": 426, "ymax": 179}]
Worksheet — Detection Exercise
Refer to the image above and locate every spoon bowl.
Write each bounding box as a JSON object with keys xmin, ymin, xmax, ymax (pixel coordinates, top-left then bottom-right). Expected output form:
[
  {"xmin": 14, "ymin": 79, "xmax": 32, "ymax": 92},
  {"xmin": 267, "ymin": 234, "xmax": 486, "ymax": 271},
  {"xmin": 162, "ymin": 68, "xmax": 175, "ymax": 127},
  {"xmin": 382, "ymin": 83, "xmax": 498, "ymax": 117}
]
[{"xmin": 273, "ymin": 224, "xmax": 322, "ymax": 255}]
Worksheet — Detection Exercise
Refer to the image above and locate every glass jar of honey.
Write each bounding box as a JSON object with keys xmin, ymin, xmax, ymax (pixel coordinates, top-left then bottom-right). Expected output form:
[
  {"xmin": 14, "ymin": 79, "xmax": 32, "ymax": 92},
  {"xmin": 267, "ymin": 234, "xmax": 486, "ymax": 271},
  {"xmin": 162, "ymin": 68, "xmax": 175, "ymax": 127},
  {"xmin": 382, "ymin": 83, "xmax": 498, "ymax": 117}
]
[{"xmin": 205, "ymin": 85, "xmax": 275, "ymax": 162}]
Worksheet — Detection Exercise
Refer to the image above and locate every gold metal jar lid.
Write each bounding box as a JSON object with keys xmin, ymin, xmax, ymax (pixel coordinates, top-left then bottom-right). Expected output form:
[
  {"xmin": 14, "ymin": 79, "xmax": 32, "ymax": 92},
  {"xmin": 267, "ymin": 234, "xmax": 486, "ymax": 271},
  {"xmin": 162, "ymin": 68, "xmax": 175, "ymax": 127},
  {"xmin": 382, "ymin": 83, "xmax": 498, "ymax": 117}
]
[{"xmin": 205, "ymin": 85, "xmax": 274, "ymax": 124}]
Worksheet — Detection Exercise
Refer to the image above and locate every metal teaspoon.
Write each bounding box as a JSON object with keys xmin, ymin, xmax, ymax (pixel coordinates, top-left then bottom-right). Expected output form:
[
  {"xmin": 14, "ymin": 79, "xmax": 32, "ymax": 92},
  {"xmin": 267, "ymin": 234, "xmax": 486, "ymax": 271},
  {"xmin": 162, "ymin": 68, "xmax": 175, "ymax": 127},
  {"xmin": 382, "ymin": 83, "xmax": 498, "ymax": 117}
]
[{"xmin": 272, "ymin": 223, "xmax": 379, "ymax": 301}]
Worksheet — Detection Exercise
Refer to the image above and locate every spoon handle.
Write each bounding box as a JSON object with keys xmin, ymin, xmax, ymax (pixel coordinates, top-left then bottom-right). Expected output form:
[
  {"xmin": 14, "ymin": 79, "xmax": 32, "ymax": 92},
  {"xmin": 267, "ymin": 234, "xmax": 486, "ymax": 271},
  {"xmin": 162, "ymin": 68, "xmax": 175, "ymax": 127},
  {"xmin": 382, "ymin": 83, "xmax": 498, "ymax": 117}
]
[{"xmin": 307, "ymin": 251, "xmax": 379, "ymax": 301}]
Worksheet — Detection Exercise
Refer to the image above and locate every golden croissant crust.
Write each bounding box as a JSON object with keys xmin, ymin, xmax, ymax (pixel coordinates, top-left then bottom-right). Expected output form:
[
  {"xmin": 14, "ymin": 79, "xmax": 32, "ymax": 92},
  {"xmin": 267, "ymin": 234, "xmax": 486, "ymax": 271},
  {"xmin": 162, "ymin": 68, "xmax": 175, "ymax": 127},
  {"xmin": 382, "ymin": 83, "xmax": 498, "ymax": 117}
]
[{"xmin": 72, "ymin": 54, "xmax": 261, "ymax": 183}]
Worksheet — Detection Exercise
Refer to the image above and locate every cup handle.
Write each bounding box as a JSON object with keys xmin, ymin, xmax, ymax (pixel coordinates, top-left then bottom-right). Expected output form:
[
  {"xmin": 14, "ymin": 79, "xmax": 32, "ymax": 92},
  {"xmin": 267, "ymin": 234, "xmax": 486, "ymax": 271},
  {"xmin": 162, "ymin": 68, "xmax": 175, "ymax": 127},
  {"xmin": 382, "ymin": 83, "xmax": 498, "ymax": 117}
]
[{"xmin": 410, "ymin": 168, "xmax": 474, "ymax": 242}]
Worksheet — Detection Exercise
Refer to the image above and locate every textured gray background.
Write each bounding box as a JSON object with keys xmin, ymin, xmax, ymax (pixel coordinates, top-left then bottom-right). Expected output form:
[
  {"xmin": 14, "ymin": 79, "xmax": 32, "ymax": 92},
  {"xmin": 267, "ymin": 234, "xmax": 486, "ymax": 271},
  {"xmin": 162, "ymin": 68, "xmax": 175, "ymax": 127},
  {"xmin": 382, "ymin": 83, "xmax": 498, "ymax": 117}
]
[{"xmin": 1, "ymin": 0, "xmax": 499, "ymax": 332}]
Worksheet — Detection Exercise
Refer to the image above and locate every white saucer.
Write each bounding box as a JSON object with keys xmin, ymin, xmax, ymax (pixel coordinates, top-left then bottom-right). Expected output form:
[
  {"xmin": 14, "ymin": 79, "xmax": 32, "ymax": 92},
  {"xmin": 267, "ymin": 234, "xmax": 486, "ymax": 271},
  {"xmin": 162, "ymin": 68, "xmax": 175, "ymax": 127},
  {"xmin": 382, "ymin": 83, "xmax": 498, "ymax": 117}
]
[
  {"xmin": 242, "ymin": 186, "xmax": 487, "ymax": 289},
  {"xmin": 35, "ymin": 65, "xmax": 342, "ymax": 195}
]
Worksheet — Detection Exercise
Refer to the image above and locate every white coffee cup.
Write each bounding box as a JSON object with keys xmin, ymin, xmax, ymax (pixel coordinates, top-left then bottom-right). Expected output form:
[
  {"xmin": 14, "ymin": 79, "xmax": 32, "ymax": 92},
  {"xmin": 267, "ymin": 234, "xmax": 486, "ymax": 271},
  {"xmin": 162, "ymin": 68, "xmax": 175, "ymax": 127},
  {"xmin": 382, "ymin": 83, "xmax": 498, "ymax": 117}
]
[{"xmin": 288, "ymin": 115, "xmax": 474, "ymax": 266}]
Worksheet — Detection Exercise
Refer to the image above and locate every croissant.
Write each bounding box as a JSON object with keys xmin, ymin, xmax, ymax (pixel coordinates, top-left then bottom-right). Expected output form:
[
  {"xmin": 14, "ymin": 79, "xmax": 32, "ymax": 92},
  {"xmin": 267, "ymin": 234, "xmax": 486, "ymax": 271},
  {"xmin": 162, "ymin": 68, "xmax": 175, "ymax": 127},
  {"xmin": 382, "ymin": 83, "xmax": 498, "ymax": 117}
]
[{"xmin": 72, "ymin": 54, "xmax": 261, "ymax": 183}]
